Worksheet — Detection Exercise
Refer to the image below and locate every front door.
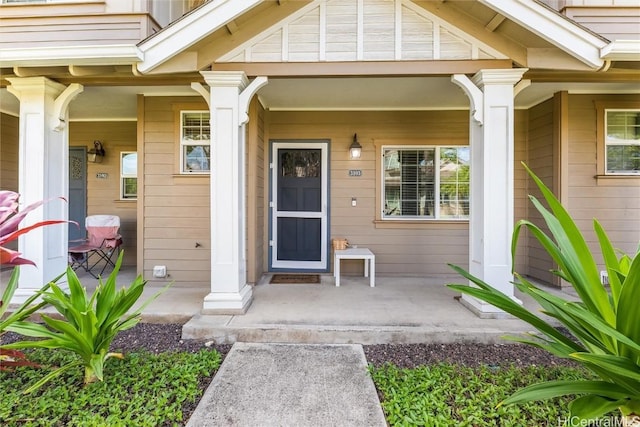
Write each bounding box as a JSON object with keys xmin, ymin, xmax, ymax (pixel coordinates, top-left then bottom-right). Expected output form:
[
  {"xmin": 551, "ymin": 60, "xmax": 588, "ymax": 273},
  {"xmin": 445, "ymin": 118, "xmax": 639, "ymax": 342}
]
[
  {"xmin": 68, "ymin": 147, "xmax": 87, "ymax": 241},
  {"xmin": 271, "ymin": 142, "xmax": 328, "ymax": 270}
]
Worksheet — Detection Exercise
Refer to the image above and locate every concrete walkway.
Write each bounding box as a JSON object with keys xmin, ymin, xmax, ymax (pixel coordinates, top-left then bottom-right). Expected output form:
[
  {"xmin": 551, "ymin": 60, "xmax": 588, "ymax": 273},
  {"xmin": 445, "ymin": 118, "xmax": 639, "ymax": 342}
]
[{"xmin": 186, "ymin": 343, "xmax": 386, "ymax": 427}]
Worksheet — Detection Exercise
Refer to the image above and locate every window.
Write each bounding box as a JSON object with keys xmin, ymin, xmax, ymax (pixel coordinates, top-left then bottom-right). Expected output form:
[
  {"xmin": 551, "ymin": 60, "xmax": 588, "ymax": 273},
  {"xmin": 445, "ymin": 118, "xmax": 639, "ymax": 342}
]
[
  {"xmin": 605, "ymin": 110, "xmax": 640, "ymax": 175},
  {"xmin": 383, "ymin": 146, "xmax": 469, "ymax": 220},
  {"xmin": 120, "ymin": 152, "xmax": 137, "ymax": 200},
  {"xmin": 181, "ymin": 111, "xmax": 210, "ymax": 173}
]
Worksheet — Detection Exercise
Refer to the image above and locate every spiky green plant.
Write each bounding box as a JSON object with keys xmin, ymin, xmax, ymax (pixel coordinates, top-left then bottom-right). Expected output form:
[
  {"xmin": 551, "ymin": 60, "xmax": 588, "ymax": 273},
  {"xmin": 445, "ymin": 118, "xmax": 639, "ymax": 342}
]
[
  {"xmin": 1, "ymin": 251, "xmax": 169, "ymax": 392},
  {"xmin": 448, "ymin": 163, "xmax": 640, "ymax": 424}
]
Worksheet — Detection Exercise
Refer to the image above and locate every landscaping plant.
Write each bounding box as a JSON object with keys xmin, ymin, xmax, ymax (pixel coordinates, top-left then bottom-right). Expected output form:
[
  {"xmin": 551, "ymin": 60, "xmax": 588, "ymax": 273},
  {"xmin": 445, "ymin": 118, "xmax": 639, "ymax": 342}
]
[
  {"xmin": 1, "ymin": 190, "xmax": 67, "ymax": 370},
  {"xmin": 448, "ymin": 163, "xmax": 640, "ymax": 425},
  {"xmin": 1, "ymin": 250, "xmax": 170, "ymax": 392}
]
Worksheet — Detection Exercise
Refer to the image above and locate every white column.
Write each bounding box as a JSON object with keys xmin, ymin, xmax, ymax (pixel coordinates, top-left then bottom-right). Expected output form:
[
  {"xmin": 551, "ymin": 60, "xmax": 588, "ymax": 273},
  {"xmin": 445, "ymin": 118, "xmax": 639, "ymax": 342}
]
[
  {"xmin": 6, "ymin": 77, "xmax": 83, "ymax": 303},
  {"xmin": 200, "ymin": 71, "xmax": 253, "ymax": 314},
  {"xmin": 451, "ymin": 69, "xmax": 527, "ymax": 318}
]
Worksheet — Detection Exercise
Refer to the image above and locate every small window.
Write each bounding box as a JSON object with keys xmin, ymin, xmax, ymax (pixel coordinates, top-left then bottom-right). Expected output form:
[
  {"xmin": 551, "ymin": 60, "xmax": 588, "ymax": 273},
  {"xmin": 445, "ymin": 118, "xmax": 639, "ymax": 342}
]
[
  {"xmin": 383, "ymin": 146, "xmax": 469, "ymax": 220},
  {"xmin": 120, "ymin": 152, "xmax": 137, "ymax": 200},
  {"xmin": 605, "ymin": 110, "xmax": 640, "ymax": 175},
  {"xmin": 181, "ymin": 111, "xmax": 210, "ymax": 173}
]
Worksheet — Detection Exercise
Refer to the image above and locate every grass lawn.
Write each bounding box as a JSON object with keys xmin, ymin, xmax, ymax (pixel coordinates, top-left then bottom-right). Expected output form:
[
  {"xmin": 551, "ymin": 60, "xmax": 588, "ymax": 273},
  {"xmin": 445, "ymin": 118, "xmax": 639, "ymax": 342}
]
[
  {"xmin": 370, "ymin": 363, "xmax": 595, "ymax": 426},
  {"xmin": 0, "ymin": 348, "xmax": 222, "ymax": 426}
]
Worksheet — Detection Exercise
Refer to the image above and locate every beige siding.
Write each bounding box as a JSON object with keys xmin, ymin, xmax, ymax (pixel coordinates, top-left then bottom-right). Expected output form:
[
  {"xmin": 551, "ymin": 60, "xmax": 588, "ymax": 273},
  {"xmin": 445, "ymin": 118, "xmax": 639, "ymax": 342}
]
[
  {"xmin": 142, "ymin": 97, "xmax": 210, "ymax": 288},
  {"xmin": 564, "ymin": 7, "xmax": 640, "ymax": 40},
  {"xmin": 513, "ymin": 109, "xmax": 529, "ymax": 274},
  {"xmin": 247, "ymin": 98, "xmax": 266, "ymax": 284},
  {"xmin": 0, "ymin": 9, "xmax": 160, "ymax": 49},
  {"xmin": 566, "ymin": 94, "xmax": 640, "ymax": 264},
  {"xmin": 525, "ymin": 99, "xmax": 557, "ymax": 285},
  {"xmin": 69, "ymin": 121, "xmax": 137, "ymax": 267},
  {"xmin": 0, "ymin": 113, "xmax": 19, "ymax": 193},
  {"xmin": 268, "ymin": 110, "xmax": 470, "ymax": 277}
]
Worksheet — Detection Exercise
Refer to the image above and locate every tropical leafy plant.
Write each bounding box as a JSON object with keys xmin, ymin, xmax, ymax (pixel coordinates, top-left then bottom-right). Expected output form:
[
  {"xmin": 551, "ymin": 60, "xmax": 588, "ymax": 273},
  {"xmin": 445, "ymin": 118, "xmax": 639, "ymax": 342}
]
[
  {"xmin": 1, "ymin": 190, "xmax": 68, "ymax": 370},
  {"xmin": 1, "ymin": 251, "xmax": 170, "ymax": 392},
  {"xmin": 448, "ymin": 163, "xmax": 640, "ymax": 424}
]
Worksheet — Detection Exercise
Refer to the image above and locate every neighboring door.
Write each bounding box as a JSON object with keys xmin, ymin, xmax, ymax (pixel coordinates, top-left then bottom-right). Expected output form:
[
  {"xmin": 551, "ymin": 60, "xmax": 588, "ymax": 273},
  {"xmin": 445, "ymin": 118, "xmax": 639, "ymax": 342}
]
[
  {"xmin": 68, "ymin": 147, "xmax": 87, "ymax": 241},
  {"xmin": 271, "ymin": 141, "xmax": 328, "ymax": 270}
]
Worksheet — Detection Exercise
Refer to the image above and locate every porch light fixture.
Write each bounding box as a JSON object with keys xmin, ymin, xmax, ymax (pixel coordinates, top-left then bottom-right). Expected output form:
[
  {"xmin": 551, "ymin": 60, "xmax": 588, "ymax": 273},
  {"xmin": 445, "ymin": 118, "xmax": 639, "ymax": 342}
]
[
  {"xmin": 88, "ymin": 140, "xmax": 105, "ymax": 163},
  {"xmin": 349, "ymin": 134, "xmax": 362, "ymax": 159}
]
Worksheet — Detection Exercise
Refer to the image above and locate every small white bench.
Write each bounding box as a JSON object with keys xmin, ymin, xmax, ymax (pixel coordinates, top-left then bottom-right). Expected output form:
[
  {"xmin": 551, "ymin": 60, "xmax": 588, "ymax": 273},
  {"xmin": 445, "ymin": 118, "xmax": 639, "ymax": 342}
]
[{"xmin": 334, "ymin": 248, "xmax": 375, "ymax": 287}]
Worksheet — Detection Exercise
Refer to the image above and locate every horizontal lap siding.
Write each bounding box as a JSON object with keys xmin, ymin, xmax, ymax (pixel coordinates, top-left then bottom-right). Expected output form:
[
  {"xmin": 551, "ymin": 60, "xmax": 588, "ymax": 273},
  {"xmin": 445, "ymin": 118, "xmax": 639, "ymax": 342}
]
[
  {"xmin": 0, "ymin": 14, "xmax": 158, "ymax": 48},
  {"xmin": 564, "ymin": 7, "xmax": 640, "ymax": 41},
  {"xmin": 143, "ymin": 97, "xmax": 210, "ymax": 288},
  {"xmin": 525, "ymin": 99, "xmax": 556, "ymax": 285},
  {"xmin": 69, "ymin": 121, "xmax": 137, "ymax": 266},
  {"xmin": 269, "ymin": 110, "xmax": 471, "ymax": 276},
  {"xmin": 0, "ymin": 113, "xmax": 19, "ymax": 193},
  {"xmin": 567, "ymin": 95, "xmax": 640, "ymax": 265},
  {"xmin": 514, "ymin": 110, "xmax": 529, "ymax": 275}
]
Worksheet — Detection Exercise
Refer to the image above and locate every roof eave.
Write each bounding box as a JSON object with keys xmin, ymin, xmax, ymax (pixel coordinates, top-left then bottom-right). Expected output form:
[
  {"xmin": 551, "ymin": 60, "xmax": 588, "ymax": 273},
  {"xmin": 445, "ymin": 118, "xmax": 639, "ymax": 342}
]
[
  {"xmin": 480, "ymin": 0, "xmax": 607, "ymax": 70},
  {"xmin": 136, "ymin": 0, "xmax": 263, "ymax": 74},
  {"xmin": 0, "ymin": 45, "xmax": 142, "ymax": 68},
  {"xmin": 601, "ymin": 40, "xmax": 640, "ymax": 62}
]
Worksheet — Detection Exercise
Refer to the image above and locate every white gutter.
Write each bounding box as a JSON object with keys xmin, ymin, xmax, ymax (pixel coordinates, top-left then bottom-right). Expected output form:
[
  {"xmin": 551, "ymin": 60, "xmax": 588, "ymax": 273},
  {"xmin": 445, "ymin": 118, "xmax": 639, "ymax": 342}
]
[
  {"xmin": 137, "ymin": 0, "xmax": 263, "ymax": 74},
  {"xmin": 601, "ymin": 40, "xmax": 640, "ymax": 62},
  {"xmin": 480, "ymin": 0, "xmax": 607, "ymax": 69},
  {"xmin": 0, "ymin": 45, "xmax": 143, "ymax": 68}
]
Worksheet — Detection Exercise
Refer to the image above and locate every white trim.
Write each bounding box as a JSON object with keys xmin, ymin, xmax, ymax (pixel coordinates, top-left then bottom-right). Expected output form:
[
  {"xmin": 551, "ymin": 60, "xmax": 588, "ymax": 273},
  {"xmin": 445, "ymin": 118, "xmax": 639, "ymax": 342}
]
[
  {"xmin": 479, "ymin": 0, "xmax": 606, "ymax": 69},
  {"xmin": 271, "ymin": 141, "xmax": 328, "ymax": 270},
  {"xmin": 137, "ymin": 0, "xmax": 263, "ymax": 73},
  {"xmin": 0, "ymin": 44, "xmax": 142, "ymax": 67},
  {"xmin": 601, "ymin": 40, "xmax": 640, "ymax": 62}
]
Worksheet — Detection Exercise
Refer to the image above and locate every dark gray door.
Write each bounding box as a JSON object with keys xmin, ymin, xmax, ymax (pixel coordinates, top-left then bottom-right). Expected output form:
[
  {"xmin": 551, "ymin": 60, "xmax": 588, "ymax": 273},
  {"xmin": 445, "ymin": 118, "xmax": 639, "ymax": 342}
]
[
  {"xmin": 272, "ymin": 143, "xmax": 328, "ymax": 270},
  {"xmin": 68, "ymin": 147, "xmax": 87, "ymax": 241}
]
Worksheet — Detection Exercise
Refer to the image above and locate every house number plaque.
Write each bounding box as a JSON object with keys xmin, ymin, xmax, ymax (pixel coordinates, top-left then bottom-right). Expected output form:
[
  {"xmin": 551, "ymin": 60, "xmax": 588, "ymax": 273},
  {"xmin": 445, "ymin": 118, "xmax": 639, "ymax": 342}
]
[
  {"xmin": 348, "ymin": 169, "xmax": 362, "ymax": 177},
  {"xmin": 96, "ymin": 173, "xmax": 109, "ymax": 179}
]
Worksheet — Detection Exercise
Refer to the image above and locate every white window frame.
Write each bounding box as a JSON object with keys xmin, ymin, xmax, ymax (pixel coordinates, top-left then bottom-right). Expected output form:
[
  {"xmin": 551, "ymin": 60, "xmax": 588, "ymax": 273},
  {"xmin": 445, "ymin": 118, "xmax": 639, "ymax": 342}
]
[
  {"xmin": 120, "ymin": 151, "xmax": 137, "ymax": 200},
  {"xmin": 381, "ymin": 145, "xmax": 470, "ymax": 221},
  {"xmin": 180, "ymin": 110, "xmax": 211, "ymax": 174},
  {"xmin": 604, "ymin": 109, "xmax": 640, "ymax": 175}
]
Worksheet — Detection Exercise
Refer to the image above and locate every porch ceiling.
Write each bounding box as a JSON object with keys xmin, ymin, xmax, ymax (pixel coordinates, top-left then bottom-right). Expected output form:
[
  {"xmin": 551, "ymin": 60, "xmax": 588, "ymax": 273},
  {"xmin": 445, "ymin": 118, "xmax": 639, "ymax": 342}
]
[{"xmin": 1, "ymin": 77, "xmax": 638, "ymax": 121}]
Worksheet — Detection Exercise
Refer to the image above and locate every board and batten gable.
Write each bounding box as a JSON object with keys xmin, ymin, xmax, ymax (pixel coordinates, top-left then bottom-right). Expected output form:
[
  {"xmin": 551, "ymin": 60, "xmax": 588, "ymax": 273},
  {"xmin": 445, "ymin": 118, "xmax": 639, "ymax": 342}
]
[
  {"xmin": 69, "ymin": 121, "xmax": 137, "ymax": 267},
  {"xmin": 142, "ymin": 96, "xmax": 211, "ymax": 287}
]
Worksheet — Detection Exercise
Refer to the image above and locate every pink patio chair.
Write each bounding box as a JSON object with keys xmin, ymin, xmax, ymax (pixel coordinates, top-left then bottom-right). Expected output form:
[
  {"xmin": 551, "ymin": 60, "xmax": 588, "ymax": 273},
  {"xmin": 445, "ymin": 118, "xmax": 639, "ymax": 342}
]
[{"xmin": 68, "ymin": 215, "xmax": 123, "ymax": 278}]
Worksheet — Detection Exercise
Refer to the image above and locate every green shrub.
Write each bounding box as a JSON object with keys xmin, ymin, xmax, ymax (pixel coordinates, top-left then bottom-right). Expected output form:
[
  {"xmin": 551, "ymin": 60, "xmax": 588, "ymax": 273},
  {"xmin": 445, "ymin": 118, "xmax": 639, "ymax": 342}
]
[{"xmin": 448, "ymin": 163, "xmax": 640, "ymax": 421}]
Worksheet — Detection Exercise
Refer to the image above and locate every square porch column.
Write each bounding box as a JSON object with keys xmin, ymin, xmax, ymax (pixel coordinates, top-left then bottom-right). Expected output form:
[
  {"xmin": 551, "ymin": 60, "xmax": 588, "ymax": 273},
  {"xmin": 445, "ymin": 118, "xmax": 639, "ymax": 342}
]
[
  {"xmin": 451, "ymin": 69, "xmax": 527, "ymax": 318},
  {"xmin": 201, "ymin": 71, "xmax": 253, "ymax": 314},
  {"xmin": 6, "ymin": 77, "xmax": 82, "ymax": 303}
]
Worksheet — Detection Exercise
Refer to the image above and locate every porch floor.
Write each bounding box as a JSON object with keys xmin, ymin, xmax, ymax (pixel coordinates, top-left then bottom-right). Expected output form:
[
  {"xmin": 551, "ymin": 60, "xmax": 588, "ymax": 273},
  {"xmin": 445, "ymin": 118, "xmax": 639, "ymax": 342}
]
[{"xmin": 39, "ymin": 267, "xmax": 576, "ymax": 345}]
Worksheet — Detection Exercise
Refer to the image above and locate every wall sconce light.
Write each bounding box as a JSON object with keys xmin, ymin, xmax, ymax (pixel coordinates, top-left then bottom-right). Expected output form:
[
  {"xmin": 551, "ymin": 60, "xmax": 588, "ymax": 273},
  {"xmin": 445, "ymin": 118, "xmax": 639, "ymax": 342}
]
[
  {"xmin": 88, "ymin": 140, "xmax": 105, "ymax": 163},
  {"xmin": 349, "ymin": 134, "xmax": 362, "ymax": 159}
]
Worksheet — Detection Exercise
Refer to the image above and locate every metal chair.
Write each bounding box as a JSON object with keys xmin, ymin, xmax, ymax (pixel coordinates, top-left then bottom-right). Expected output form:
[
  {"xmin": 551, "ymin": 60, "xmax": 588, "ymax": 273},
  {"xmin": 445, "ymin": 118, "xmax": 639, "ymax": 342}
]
[{"xmin": 68, "ymin": 215, "xmax": 123, "ymax": 278}]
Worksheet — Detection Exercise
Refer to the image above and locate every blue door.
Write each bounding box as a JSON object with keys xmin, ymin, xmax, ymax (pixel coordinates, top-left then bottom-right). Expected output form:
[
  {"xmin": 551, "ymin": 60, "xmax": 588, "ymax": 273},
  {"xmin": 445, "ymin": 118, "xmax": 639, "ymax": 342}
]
[
  {"xmin": 68, "ymin": 147, "xmax": 87, "ymax": 241},
  {"xmin": 271, "ymin": 142, "xmax": 328, "ymax": 270}
]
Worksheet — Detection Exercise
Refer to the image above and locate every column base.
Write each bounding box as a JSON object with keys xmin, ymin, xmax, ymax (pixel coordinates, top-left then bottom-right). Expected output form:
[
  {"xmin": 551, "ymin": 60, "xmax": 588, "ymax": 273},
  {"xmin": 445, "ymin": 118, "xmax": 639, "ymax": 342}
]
[
  {"xmin": 9, "ymin": 282, "xmax": 69, "ymax": 306},
  {"xmin": 202, "ymin": 284, "xmax": 253, "ymax": 315},
  {"xmin": 459, "ymin": 293, "xmax": 521, "ymax": 319}
]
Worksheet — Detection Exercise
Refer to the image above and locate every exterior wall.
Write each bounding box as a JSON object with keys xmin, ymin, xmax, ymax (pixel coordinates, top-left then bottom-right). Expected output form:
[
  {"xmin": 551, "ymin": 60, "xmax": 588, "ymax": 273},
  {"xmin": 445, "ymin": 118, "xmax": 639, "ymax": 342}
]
[
  {"xmin": 563, "ymin": 7, "xmax": 640, "ymax": 41},
  {"xmin": 524, "ymin": 99, "xmax": 558, "ymax": 285},
  {"xmin": 0, "ymin": 112, "xmax": 19, "ymax": 193},
  {"xmin": 266, "ymin": 110, "xmax": 471, "ymax": 277},
  {"xmin": 513, "ymin": 109, "xmax": 529, "ymax": 275},
  {"xmin": 0, "ymin": 2, "xmax": 161, "ymax": 49},
  {"xmin": 69, "ymin": 121, "xmax": 137, "ymax": 266},
  {"xmin": 567, "ymin": 94, "xmax": 640, "ymax": 265},
  {"xmin": 247, "ymin": 98, "xmax": 266, "ymax": 284},
  {"xmin": 141, "ymin": 96, "xmax": 210, "ymax": 288}
]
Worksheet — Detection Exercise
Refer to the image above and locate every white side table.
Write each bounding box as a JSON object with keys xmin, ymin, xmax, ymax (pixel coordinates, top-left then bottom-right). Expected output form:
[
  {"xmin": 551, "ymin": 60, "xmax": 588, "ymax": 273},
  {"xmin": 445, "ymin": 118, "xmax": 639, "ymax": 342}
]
[{"xmin": 334, "ymin": 248, "xmax": 375, "ymax": 287}]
